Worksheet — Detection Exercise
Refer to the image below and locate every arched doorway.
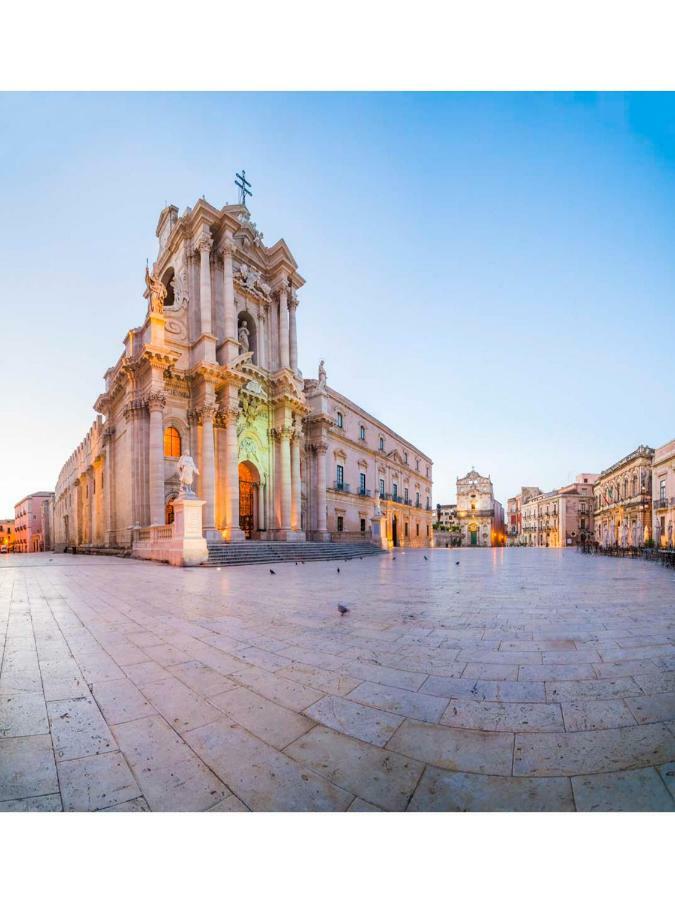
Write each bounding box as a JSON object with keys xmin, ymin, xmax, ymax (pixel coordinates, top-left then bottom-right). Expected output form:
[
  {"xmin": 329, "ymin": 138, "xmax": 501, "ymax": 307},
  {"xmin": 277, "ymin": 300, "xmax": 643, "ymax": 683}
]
[
  {"xmin": 392, "ymin": 514, "xmax": 399, "ymax": 547},
  {"xmin": 469, "ymin": 523, "xmax": 478, "ymax": 546},
  {"xmin": 239, "ymin": 461, "xmax": 260, "ymax": 538}
]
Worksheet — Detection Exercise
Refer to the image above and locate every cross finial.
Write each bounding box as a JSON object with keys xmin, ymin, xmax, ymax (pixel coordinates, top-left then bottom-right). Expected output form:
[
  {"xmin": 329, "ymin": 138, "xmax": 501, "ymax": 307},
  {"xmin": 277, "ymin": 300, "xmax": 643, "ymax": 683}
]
[{"xmin": 235, "ymin": 170, "xmax": 252, "ymax": 206}]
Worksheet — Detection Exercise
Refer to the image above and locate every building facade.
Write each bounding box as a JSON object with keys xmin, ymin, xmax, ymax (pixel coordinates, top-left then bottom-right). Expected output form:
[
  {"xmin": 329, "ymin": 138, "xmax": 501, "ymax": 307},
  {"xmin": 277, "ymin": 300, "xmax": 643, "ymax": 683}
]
[
  {"xmin": 0, "ymin": 519, "xmax": 16, "ymax": 553},
  {"xmin": 506, "ymin": 487, "xmax": 541, "ymax": 544},
  {"xmin": 434, "ymin": 503, "xmax": 459, "ymax": 547},
  {"xmin": 593, "ymin": 446, "xmax": 654, "ymax": 547},
  {"xmin": 652, "ymin": 439, "xmax": 675, "ymax": 548},
  {"xmin": 54, "ymin": 197, "xmax": 433, "ymax": 554},
  {"xmin": 14, "ymin": 492, "xmax": 54, "ymax": 553},
  {"xmin": 455, "ymin": 469, "xmax": 504, "ymax": 546},
  {"xmin": 521, "ymin": 475, "xmax": 596, "ymax": 548}
]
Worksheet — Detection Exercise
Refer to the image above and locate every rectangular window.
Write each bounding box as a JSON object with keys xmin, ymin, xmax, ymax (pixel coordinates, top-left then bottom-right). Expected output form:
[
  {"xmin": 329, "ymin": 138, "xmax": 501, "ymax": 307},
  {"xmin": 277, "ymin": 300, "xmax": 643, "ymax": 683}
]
[
  {"xmin": 416, "ymin": 492, "xmax": 420, "ymax": 506},
  {"xmin": 336, "ymin": 465, "xmax": 344, "ymax": 488},
  {"xmin": 393, "ymin": 483, "xmax": 398, "ymax": 501},
  {"xmin": 379, "ymin": 478, "xmax": 385, "ymax": 498},
  {"xmin": 359, "ymin": 425, "xmax": 365, "ymax": 440},
  {"xmin": 660, "ymin": 478, "xmax": 667, "ymax": 501},
  {"xmin": 404, "ymin": 452, "xmax": 408, "ymax": 464},
  {"xmin": 360, "ymin": 518, "xmax": 366, "ymax": 533},
  {"xmin": 359, "ymin": 473, "xmax": 366, "ymax": 495},
  {"xmin": 404, "ymin": 487, "xmax": 409, "ymax": 503},
  {"xmin": 416, "ymin": 523, "xmax": 420, "ymax": 537},
  {"xmin": 337, "ymin": 516, "xmax": 344, "ymax": 532},
  {"xmin": 379, "ymin": 437, "xmax": 384, "ymax": 450},
  {"xmin": 404, "ymin": 522, "xmax": 409, "ymax": 537}
]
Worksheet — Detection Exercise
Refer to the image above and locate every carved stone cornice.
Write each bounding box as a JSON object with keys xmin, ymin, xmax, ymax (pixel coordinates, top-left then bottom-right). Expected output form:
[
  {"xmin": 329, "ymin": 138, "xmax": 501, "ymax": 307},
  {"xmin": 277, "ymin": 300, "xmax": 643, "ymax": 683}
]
[
  {"xmin": 141, "ymin": 346, "xmax": 181, "ymax": 370},
  {"xmin": 217, "ymin": 400, "xmax": 240, "ymax": 427}
]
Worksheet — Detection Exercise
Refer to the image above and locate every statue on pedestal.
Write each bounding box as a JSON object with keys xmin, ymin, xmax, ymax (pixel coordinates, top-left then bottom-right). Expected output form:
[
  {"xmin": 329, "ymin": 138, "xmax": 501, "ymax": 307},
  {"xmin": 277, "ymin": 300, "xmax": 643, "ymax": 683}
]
[
  {"xmin": 238, "ymin": 320, "xmax": 250, "ymax": 353},
  {"xmin": 145, "ymin": 265, "xmax": 167, "ymax": 314},
  {"xmin": 318, "ymin": 359, "xmax": 327, "ymax": 389},
  {"xmin": 177, "ymin": 453, "xmax": 199, "ymax": 496}
]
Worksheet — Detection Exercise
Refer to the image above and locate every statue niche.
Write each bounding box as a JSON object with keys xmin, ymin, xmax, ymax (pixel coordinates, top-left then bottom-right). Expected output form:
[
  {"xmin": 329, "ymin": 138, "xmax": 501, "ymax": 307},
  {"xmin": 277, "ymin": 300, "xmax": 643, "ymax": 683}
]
[{"xmin": 237, "ymin": 312, "xmax": 257, "ymax": 365}]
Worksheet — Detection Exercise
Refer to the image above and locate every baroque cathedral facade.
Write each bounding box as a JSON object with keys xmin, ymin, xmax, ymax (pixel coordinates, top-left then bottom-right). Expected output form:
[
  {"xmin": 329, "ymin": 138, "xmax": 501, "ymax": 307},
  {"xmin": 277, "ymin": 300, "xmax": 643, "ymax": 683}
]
[{"xmin": 54, "ymin": 197, "xmax": 433, "ymax": 554}]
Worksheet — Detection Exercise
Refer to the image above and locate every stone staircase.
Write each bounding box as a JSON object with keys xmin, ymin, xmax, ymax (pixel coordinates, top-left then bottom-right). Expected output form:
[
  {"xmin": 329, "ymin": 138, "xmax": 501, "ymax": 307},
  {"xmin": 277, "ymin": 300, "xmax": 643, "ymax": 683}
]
[{"xmin": 203, "ymin": 540, "xmax": 384, "ymax": 567}]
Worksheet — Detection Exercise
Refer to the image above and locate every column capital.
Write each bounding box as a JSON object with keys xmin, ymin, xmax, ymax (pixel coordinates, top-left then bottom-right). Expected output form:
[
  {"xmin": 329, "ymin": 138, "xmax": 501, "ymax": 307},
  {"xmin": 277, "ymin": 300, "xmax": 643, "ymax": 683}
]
[
  {"xmin": 190, "ymin": 403, "xmax": 217, "ymax": 425},
  {"xmin": 146, "ymin": 391, "xmax": 167, "ymax": 413},
  {"xmin": 312, "ymin": 441, "xmax": 328, "ymax": 456},
  {"xmin": 196, "ymin": 232, "xmax": 213, "ymax": 255},
  {"xmin": 287, "ymin": 294, "xmax": 299, "ymax": 311},
  {"xmin": 217, "ymin": 401, "xmax": 239, "ymax": 426},
  {"xmin": 220, "ymin": 235, "xmax": 236, "ymax": 257}
]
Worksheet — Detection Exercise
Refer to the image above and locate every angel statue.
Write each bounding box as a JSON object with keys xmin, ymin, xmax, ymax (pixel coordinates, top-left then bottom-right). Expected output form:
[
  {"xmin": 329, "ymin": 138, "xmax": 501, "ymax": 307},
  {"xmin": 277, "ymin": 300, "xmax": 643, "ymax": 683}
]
[
  {"xmin": 318, "ymin": 359, "xmax": 327, "ymax": 389},
  {"xmin": 177, "ymin": 453, "xmax": 199, "ymax": 496},
  {"xmin": 145, "ymin": 265, "xmax": 167, "ymax": 314}
]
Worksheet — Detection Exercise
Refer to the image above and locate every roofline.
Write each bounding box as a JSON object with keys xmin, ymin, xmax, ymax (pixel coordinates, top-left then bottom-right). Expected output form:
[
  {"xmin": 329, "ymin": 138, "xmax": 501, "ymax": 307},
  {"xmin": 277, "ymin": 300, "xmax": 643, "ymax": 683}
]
[{"xmin": 325, "ymin": 386, "xmax": 433, "ymax": 465}]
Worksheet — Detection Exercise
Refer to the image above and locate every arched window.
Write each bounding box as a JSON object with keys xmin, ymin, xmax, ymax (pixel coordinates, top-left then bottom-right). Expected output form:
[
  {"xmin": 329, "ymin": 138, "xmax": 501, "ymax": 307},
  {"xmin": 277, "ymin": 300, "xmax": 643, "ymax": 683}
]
[
  {"xmin": 164, "ymin": 426, "xmax": 181, "ymax": 458},
  {"xmin": 162, "ymin": 267, "xmax": 175, "ymax": 306}
]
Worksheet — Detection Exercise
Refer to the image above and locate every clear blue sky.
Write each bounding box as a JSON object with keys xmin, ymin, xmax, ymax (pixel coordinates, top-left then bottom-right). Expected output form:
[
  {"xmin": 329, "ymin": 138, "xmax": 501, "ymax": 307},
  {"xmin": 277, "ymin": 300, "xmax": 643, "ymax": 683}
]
[{"xmin": 1, "ymin": 92, "xmax": 674, "ymax": 517}]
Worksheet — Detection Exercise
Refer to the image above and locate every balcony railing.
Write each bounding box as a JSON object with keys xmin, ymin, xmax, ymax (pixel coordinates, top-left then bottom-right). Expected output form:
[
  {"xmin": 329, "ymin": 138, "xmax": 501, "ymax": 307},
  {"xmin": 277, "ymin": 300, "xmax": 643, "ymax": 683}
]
[
  {"xmin": 333, "ymin": 482, "xmax": 350, "ymax": 493},
  {"xmin": 356, "ymin": 488, "xmax": 372, "ymax": 497},
  {"xmin": 654, "ymin": 497, "xmax": 675, "ymax": 509}
]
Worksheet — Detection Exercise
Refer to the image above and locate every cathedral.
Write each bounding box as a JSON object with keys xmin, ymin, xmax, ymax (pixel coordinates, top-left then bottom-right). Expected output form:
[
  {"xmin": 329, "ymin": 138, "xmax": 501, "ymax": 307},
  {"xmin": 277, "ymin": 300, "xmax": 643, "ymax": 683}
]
[{"xmin": 53, "ymin": 194, "xmax": 434, "ymax": 559}]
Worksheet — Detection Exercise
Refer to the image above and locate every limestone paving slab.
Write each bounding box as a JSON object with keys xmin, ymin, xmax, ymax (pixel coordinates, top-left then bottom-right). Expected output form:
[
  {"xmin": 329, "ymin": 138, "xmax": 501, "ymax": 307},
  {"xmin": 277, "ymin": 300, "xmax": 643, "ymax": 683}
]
[
  {"xmin": 0, "ymin": 691, "xmax": 49, "ymax": 737},
  {"xmin": 0, "ymin": 793, "xmax": 63, "ymax": 811},
  {"xmin": 408, "ymin": 766, "xmax": 574, "ymax": 812},
  {"xmin": 0, "ymin": 734, "xmax": 58, "ymax": 802},
  {"xmin": 571, "ymin": 767, "xmax": 675, "ymax": 811},
  {"xmin": 57, "ymin": 750, "xmax": 142, "ymax": 811},
  {"xmin": 285, "ymin": 724, "xmax": 424, "ymax": 811},
  {"xmin": 208, "ymin": 686, "xmax": 313, "ymax": 749},
  {"xmin": 387, "ymin": 720, "xmax": 514, "ymax": 776},
  {"xmin": 561, "ymin": 699, "xmax": 637, "ymax": 732},
  {"xmin": 91, "ymin": 678, "xmax": 156, "ymax": 726},
  {"xmin": 346, "ymin": 681, "xmax": 449, "ymax": 724},
  {"xmin": 441, "ymin": 699, "xmax": 564, "ymax": 732},
  {"xmin": 304, "ymin": 695, "xmax": 403, "ymax": 748},
  {"xmin": 625, "ymin": 692, "xmax": 675, "ymax": 725},
  {"xmin": 48, "ymin": 695, "xmax": 117, "ymax": 761}
]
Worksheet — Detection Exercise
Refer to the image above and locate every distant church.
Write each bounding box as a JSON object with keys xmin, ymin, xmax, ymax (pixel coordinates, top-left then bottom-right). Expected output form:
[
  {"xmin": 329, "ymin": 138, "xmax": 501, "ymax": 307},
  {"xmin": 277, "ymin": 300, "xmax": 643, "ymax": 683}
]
[
  {"xmin": 456, "ymin": 469, "xmax": 505, "ymax": 546},
  {"xmin": 54, "ymin": 188, "xmax": 434, "ymax": 556}
]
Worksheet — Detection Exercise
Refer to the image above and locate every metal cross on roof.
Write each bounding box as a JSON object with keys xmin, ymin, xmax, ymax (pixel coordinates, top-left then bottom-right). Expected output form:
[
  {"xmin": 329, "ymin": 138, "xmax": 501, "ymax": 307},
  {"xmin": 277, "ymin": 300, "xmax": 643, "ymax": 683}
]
[{"xmin": 235, "ymin": 170, "xmax": 252, "ymax": 207}]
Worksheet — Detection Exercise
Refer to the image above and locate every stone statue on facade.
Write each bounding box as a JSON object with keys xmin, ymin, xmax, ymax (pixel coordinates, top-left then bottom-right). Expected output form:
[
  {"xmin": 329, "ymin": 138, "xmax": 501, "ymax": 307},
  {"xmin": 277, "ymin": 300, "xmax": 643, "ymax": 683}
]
[
  {"xmin": 318, "ymin": 359, "xmax": 327, "ymax": 389},
  {"xmin": 177, "ymin": 453, "xmax": 199, "ymax": 496},
  {"xmin": 238, "ymin": 320, "xmax": 250, "ymax": 353},
  {"xmin": 145, "ymin": 265, "xmax": 167, "ymax": 314}
]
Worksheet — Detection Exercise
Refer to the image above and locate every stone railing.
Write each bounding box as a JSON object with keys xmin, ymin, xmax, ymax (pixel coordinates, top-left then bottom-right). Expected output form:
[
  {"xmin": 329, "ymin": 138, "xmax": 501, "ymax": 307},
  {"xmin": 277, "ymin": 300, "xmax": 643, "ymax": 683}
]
[{"xmin": 330, "ymin": 530, "xmax": 372, "ymax": 543}]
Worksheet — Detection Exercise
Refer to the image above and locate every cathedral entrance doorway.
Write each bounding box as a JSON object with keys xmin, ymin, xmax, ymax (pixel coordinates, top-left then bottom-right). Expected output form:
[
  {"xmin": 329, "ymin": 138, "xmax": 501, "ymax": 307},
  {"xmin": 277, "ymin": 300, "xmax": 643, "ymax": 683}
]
[
  {"xmin": 470, "ymin": 524, "xmax": 478, "ymax": 546},
  {"xmin": 392, "ymin": 514, "xmax": 399, "ymax": 547},
  {"xmin": 238, "ymin": 461, "xmax": 260, "ymax": 539}
]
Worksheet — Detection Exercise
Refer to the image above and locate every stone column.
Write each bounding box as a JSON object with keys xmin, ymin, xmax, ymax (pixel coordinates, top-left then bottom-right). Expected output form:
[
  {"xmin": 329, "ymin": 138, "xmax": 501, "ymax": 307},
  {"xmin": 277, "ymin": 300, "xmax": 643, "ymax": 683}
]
[
  {"xmin": 222, "ymin": 402, "xmax": 246, "ymax": 541},
  {"xmin": 197, "ymin": 233, "xmax": 214, "ymax": 336},
  {"xmin": 222, "ymin": 235, "xmax": 237, "ymax": 361},
  {"xmin": 290, "ymin": 425, "xmax": 302, "ymax": 531},
  {"xmin": 147, "ymin": 392, "xmax": 166, "ymax": 525},
  {"xmin": 315, "ymin": 442, "xmax": 328, "ymax": 535},
  {"xmin": 257, "ymin": 310, "xmax": 267, "ymax": 369},
  {"xmin": 88, "ymin": 468, "xmax": 95, "ymax": 544},
  {"xmin": 279, "ymin": 426, "xmax": 292, "ymax": 531},
  {"xmin": 288, "ymin": 294, "xmax": 298, "ymax": 372},
  {"xmin": 199, "ymin": 405, "xmax": 217, "ymax": 537},
  {"xmin": 278, "ymin": 285, "xmax": 290, "ymax": 370},
  {"xmin": 103, "ymin": 428, "xmax": 115, "ymax": 545}
]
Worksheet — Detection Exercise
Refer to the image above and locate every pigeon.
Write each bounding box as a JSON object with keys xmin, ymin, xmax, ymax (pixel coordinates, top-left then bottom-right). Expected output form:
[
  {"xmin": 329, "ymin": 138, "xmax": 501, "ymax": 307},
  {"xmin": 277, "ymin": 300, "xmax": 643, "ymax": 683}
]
[
  {"xmin": 424, "ymin": 555, "xmax": 428, "ymax": 560},
  {"xmin": 295, "ymin": 562, "xmax": 298, "ymax": 566},
  {"xmin": 456, "ymin": 561, "xmax": 460, "ymax": 565},
  {"xmin": 337, "ymin": 567, "xmax": 340, "ymax": 574},
  {"xmin": 392, "ymin": 556, "xmax": 397, "ymax": 560},
  {"xmin": 270, "ymin": 569, "xmax": 276, "ymax": 575},
  {"xmin": 337, "ymin": 603, "xmax": 349, "ymax": 616}
]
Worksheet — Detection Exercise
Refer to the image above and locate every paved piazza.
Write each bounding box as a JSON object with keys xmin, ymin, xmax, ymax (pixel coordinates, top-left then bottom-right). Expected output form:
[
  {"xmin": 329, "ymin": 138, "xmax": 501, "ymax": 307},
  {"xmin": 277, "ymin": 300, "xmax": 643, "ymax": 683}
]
[{"xmin": 1, "ymin": 549, "xmax": 674, "ymax": 812}]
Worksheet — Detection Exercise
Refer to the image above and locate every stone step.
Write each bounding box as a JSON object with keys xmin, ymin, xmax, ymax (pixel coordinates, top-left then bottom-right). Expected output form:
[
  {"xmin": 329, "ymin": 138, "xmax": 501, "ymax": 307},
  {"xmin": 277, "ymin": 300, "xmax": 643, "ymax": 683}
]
[{"xmin": 203, "ymin": 541, "xmax": 384, "ymax": 567}]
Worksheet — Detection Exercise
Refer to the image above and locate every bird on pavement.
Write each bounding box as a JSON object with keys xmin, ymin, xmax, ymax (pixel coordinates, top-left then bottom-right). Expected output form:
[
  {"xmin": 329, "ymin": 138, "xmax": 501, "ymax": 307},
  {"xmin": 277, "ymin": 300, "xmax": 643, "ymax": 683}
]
[
  {"xmin": 270, "ymin": 569, "xmax": 276, "ymax": 575},
  {"xmin": 456, "ymin": 561, "xmax": 460, "ymax": 566},
  {"xmin": 337, "ymin": 603, "xmax": 349, "ymax": 616},
  {"xmin": 337, "ymin": 567, "xmax": 340, "ymax": 574},
  {"xmin": 424, "ymin": 555, "xmax": 428, "ymax": 560}
]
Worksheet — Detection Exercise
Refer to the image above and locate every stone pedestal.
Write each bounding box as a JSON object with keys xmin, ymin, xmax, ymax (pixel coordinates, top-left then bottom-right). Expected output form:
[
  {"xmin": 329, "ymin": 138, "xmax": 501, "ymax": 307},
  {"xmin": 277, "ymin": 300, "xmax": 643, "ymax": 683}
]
[
  {"xmin": 371, "ymin": 510, "xmax": 389, "ymax": 550},
  {"xmin": 173, "ymin": 497, "xmax": 209, "ymax": 565}
]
